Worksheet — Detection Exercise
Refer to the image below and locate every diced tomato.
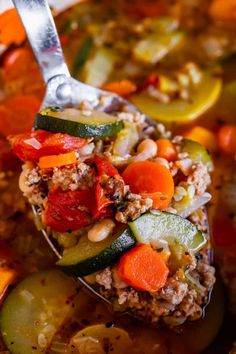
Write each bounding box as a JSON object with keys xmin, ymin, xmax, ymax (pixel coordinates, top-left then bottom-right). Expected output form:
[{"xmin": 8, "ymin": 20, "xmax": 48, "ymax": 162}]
[
  {"xmin": 10, "ymin": 130, "xmax": 88, "ymax": 161},
  {"xmin": 137, "ymin": 73, "xmax": 160, "ymax": 92},
  {"xmin": 59, "ymin": 34, "xmax": 69, "ymax": 46},
  {"xmin": 43, "ymin": 188, "xmax": 95, "ymax": 233},
  {"xmin": 94, "ymin": 155, "xmax": 119, "ymax": 177},
  {"xmin": 94, "ymin": 155, "xmax": 124, "ymax": 213}
]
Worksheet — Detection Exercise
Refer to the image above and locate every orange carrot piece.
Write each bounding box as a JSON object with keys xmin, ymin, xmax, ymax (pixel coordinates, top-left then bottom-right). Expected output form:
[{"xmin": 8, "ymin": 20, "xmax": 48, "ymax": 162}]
[
  {"xmin": 0, "ymin": 95, "xmax": 40, "ymax": 137},
  {"xmin": 38, "ymin": 151, "xmax": 77, "ymax": 169},
  {"xmin": 101, "ymin": 80, "xmax": 137, "ymax": 96},
  {"xmin": 117, "ymin": 244, "xmax": 169, "ymax": 293},
  {"xmin": 183, "ymin": 126, "xmax": 217, "ymax": 152},
  {"xmin": 156, "ymin": 138, "xmax": 177, "ymax": 161},
  {"xmin": 122, "ymin": 160, "xmax": 174, "ymax": 210},
  {"xmin": 217, "ymin": 124, "xmax": 236, "ymax": 155},
  {"xmin": 0, "ymin": 268, "xmax": 16, "ymax": 300},
  {"xmin": 0, "ymin": 9, "xmax": 26, "ymax": 45},
  {"xmin": 210, "ymin": 0, "xmax": 236, "ymax": 21}
]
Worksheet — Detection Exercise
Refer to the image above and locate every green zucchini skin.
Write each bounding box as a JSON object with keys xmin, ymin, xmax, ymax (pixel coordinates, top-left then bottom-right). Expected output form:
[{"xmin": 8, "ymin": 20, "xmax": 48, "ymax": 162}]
[
  {"xmin": 34, "ymin": 112, "xmax": 123, "ymax": 138},
  {"xmin": 57, "ymin": 228, "xmax": 136, "ymax": 277},
  {"xmin": 128, "ymin": 212, "xmax": 206, "ymax": 253}
]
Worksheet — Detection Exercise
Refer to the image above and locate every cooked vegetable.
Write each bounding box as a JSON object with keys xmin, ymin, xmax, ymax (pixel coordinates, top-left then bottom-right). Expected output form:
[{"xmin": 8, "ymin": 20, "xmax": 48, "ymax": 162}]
[
  {"xmin": 217, "ymin": 124, "xmax": 236, "ymax": 155},
  {"xmin": 156, "ymin": 138, "xmax": 176, "ymax": 161},
  {"xmin": 0, "ymin": 268, "xmax": 16, "ymax": 302},
  {"xmin": 113, "ymin": 122, "xmax": 139, "ymax": 157},
  {"xmin": 3, "ymin": 48, "xmax": 33, "ymax": 79},
  {"xmin": 131, "ymin": 73, "xmax": 222, "ymax": 122},
  {"xmin": 133, "ymin": 32, "xmax": 184, "ymax": 64},
  {"xmin": 210, "ymin": 0, "xmax": 236, "ymax": 21},
  {"xmin": 0, "ymin": 9, "xmax": 26, "ymax": 45},
  {"xmin": 0, "ymin": 270, "xmax": 78, "ymax": 354},
  {"xmin": 117, "ymin": 244, "xmax": 169, "ymax": 292},
  {"xmin": 181, "ymin": 139, "xmax": 212, "ymax": 167},
  {"xmin": 73, "ymin": 36, "xmax": 93, "ymax": 76},
  {"xmin": 43, "ymin": 188, "xmax": 94, "ymax": 233},
  {"xmin": 10, "ymin": 130, "xmax": 87, "ymax": 161},
  {"xmin": 173, "ymin": 193, "xmax": 211, "ymax": 218},
  {"xmin": 38, "ymin": 151, "xmax": 77, "ymax": 169},
  {"xmin": 57, "ymin": 228, "xmax": 135, "ymax": 276},
  {"xmin": 94, "ymin": 155, "xmax": 124, "ymax": 215},
  {"xmin": 122, "ymin": 161, "xmax": 174, "ymax": 209},
  {"xmin": 101, "ymin": 80, "xmax": 137, "ymax": 96},
  {"xmin": 34, "ymin": 107, "xmax": 123, "ymax": 138},
  {"xmin": 128, "ymin": 212, "xmax": 206, "ymax": 253},
  {"xmin": 66, "ymin": 324, "xmax": 132, "ymax": 354},
  {"xmin": 83, "ymin": 47, "xmax": 117, "ymax": 87},
  {"xmin": 183, "ymin": 126, "xmax": 217, "ymax": 152},
  {"xmin": 0, "ymin": 95, "xmax": 40, "ymax": 137}
]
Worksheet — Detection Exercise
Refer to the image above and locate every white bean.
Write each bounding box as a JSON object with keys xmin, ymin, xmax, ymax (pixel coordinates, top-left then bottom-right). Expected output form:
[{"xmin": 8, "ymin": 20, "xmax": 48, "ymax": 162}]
[
  {"xmin": 88, "ymin": 219, "xmax": 115, "ymax": 242},
  {"xmin": 19, "ymin": 163, "xmax": 34, "ymax": 194},
  {"xmin": 78, "ymin": 142, "xmax": 95, "ymax": 156},
  {"xmin": 132, "ymin": 139, "xmax": 157, "ymax": 161}
]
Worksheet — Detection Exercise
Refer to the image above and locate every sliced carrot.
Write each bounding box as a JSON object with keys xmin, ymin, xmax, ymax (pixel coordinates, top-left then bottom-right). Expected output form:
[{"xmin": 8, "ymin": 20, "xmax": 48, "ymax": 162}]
[
  {"xmin": 183, "ymin": 126, "xmax": 217, "ymax": 152},
  {"xmin": 0, "ymin": 268, "xmax": 16, "ymax": 301},
  {"xmin": 38, "ymin": 151, "xmax": 77, "ymax": 169},
  {"xmin": 117, "ymin": 244, "xmax": 169, "ymax": 293},
  {"xmin": 156, "ymin": 138, "xmax": 177, "ymax": 161},
  {"xmin": 122, "ymin": 160, "xmax": 174, "ymax": 209},
  {"xmin": 210, "ymin": 0, "xmax": 236, "ymax": 21},
  {"xmin": 101, "ymin": 80, "xmax": 137, "ymax": 96},
  {"xmin": 0, "ymin": 9, "xmax": 26, "ymax": 45},
  {"xmin": 217, "ymin": 125, "xmax": 236, "ymax": 155},
  {"xmin": 0, "ymin": 95, "xmax": 40, "ymax": 137}
]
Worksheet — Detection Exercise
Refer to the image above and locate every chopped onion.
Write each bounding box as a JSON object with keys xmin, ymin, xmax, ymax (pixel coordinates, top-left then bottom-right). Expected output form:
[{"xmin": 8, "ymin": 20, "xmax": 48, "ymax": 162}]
[
  {"xmin": 176, "ymin": 193, "xmax": 211, "ymax": 218},
  {"xmin": 185, "ymin": 270, "xmax": 206, "ymax": 294},
  {"xmin": 49, "ymin": 340, "xmax": 67, "ymax": 354},
  {"xmin": 19, "ymin": 289, "xmax": 35, "ymax": 303},
  {"xmin": 69, "ymin": 336, "xmax": 105, "ymax": 354},
  {"xmin": 24, "ymin": 138, "xmax": 42, "ymax": 150}
]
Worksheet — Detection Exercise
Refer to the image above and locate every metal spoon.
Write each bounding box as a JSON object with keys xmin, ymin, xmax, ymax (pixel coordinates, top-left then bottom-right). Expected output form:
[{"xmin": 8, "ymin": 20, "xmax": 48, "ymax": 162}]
[
  {"xmin": 12, "ymin": 0, "xmax": 212, "ymax": 313},
  {"xmin": 12, "ymin": 0, "xmax": 142, "ymax": 305}
]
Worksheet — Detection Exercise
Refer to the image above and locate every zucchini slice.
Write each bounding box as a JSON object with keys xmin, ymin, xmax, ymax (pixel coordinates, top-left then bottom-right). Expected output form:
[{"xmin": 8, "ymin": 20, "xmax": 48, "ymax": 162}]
[
  {"xmin": 0, "ymin": 270, "xmax": 77, "ymax": 354},
  {"xmin": 57, "ymin": 228, "xmax": 135, "ymax": 276},
  {"xmin": 181, "ymin": 139, "xmax": 212, "ymax": 167},
  {"xmin": 68, "ymin": 324, "xmax": 133, "ymax": 353},
  {"xmin": 34, "ymin": 107, "xmax": 123, "ymax": 138},
  {"xmin": 131, "ymin": 73, "xmax": 222, "ymax": 123},
  {"xmin": 128, "ymin": 212, "xmax": 206, "ymax": 253}
]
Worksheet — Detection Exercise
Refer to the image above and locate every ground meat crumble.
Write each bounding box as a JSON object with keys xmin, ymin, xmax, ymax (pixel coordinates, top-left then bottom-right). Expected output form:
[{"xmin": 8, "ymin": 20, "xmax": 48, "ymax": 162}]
[{"xmin": 95, "ymin": 247, "xmax": 215, "ymax": 328}]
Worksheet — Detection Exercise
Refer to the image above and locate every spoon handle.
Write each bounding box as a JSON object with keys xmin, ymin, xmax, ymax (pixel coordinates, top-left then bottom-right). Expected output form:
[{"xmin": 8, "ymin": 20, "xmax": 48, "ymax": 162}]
[{"xmin": 12, "ymin": 0, "xmax": 70, "ymax": 83}]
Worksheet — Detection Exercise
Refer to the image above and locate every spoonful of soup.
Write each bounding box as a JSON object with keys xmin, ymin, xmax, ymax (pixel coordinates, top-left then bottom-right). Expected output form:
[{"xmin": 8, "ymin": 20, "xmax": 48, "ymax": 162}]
[{"xmin": 10, "ymin": 0, "xmax": 215, "ymax": 327}]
